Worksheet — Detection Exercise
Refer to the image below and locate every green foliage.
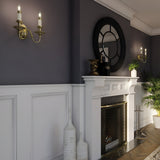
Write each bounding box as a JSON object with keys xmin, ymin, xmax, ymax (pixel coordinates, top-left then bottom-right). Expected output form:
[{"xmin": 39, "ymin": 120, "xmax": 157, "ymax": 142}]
[
  {"xmin": 128, "ymin": 60, "xmax": 139, "ymax": 71},
  {"xmin": 143, "ymin": 77, "xmax": 160, "ymax": 112}
]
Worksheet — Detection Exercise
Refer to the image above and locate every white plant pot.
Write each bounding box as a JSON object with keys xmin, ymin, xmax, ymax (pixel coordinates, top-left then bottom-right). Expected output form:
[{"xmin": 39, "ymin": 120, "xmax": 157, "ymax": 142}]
[
  {"xmin": 153, "ymin": 115, "xmax": 160, "ymax": 129},
  {"xmin": 131, "ymin": 69, "xmax": 137, "ymax": 77}
]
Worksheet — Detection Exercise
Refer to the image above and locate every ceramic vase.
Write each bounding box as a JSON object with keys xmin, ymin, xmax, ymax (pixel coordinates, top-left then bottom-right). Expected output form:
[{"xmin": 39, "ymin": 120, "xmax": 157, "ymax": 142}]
[
  {"xmin": 77, "ymin": 133, "xmax": 88, "ymax": 160},
  {"xmin": 64, "ymin": 114, "xmax": 76, "ymax": 160}
]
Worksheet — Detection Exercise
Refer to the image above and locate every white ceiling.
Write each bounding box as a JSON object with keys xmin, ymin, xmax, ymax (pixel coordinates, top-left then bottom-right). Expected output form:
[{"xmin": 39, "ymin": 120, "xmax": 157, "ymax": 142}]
[
  {"xmin": 121, "ymin": 0, "xmax": 160, "ymax": 29},
  {"xmin": 94, "ymin": 0, "xmax": 160, "ymax": 36}
]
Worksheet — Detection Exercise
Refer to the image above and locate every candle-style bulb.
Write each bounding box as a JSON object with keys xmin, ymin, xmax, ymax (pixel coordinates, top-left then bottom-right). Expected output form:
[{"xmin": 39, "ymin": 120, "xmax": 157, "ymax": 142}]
[
  {"xmin": 140, "ymin": 47, "xmax": 143, "ymax": 54},
  {"xmin": 17, "ymin": 5, "xmax": 22, "ymax": 21},
  {"xmin": 18, "ymin": 5, "xmax": 21, "ymax": 12},
  {"xmin": 38, "ymin": 12, "xmax": 42, "ymax": 18},
  {"xmin": 38, "ymin": 12, "xmax": 42, "ymax": 27},
  {"xmin": 145, "ymin": 48, "xmax": 147, "ymax": 56}
]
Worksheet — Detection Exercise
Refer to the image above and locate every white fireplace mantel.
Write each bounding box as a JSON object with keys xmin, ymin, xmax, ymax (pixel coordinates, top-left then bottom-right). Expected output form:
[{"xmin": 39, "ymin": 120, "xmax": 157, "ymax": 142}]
[
  {"xmin": 73, "ymin": 76, "xmax": 138, "ymax": 160},
  {"xmin": 83, "ymin": 76, "xmax": 138, "ymax": 98}
]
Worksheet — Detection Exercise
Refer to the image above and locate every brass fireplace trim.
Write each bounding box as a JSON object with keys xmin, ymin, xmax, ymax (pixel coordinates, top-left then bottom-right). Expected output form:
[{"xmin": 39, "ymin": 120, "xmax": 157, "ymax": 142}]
[{"xmin": 101, "ymin": 101, "xmax": 127, "ymax": 109}]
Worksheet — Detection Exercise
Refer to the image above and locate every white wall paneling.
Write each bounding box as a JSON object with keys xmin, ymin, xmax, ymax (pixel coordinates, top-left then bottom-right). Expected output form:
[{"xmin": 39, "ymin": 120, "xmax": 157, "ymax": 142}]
[
  {"xmin": 0, "ymin": 96, "xmax": 17, "ymax": 160},
  {"xmin": 134, "ymin": 83, "xmax": 155, "ymax": 130},
  {"xmin": 0, "ymin": 82, "xmax": 153, "ymax": 160},
  {"xmin": 0, "ymin": 85, "xmax": 72, "ymax": 160},
  {"xmin": 72, "ymin": 84, "xmax": 85, "ymax": 141}
]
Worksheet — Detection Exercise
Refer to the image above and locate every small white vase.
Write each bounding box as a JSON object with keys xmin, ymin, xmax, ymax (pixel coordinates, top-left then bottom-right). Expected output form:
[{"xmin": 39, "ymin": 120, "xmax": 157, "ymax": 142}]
[
  {"xmin": 153, "ymin": 115, "xmax": 160, "ymax": 129},
  {"xmin": 131, "ymin": 69, "xmax": 137, "ymax": 77}
]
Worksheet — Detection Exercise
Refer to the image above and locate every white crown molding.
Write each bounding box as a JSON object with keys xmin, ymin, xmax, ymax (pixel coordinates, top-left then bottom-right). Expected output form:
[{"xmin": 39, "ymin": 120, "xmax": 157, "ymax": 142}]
[
  {"xmin": 94, "ymin": 0, "xmax": 160, "ymax": 36},
  {"xmin": 94, "ymin": 0, "xmax": 135, "ymax": 20},
  {"xmin": 130, "ymin": 18, "xmax": 152, "ymax": 36}
]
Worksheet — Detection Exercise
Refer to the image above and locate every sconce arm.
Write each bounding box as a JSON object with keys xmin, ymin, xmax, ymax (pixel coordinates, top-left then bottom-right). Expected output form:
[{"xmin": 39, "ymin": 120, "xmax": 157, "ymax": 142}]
[
  {"xmin": 28, "ymin": 29, "xmax": 42, "ymax": 44},
  {"xmin": 14, "ymin": 20, "xmax": 45, "ymax": 43}
]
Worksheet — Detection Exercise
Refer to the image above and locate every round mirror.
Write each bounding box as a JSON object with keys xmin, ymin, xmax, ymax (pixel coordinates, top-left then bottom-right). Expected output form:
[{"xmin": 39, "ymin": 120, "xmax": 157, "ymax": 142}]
[{"xmin": 93, "ymin": 17, "xmax": 126, "ymax": 72}]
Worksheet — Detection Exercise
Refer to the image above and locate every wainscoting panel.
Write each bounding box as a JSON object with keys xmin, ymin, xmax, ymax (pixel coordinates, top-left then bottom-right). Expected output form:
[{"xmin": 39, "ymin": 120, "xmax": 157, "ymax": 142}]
[
  {"xmin": 0, "ymin": 85, "xmax": 72, "ymax": 160},
  {"xmin": 134, "ymin": 83, "xmax": 154, "ymax": 130},
  {"xmin": 0, "ymin": 96, "xmax": 17, "ymax": 160},
  {"xmin": 31, "ymin": 93, "xmax": 67, "ymax": 160}
]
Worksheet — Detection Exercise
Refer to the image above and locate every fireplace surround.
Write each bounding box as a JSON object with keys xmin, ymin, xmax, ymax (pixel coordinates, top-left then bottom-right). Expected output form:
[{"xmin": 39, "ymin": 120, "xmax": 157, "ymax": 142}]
[{"xmin": 72, "ymin": 76, "xmax": 138, "ymax": 160}]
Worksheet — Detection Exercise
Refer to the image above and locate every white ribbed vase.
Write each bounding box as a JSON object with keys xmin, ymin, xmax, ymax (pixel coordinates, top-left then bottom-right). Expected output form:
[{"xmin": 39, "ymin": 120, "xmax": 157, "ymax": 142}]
[
  {"xmin": 131, "ymin": 69, "xmax": 137, "ymax": 77},
  {"xmin": 77, "ymin": 134, "xmax": 88, "ymax": 160},
  {"xmin": 64, "ymin": 119, "xmax": 76, "ymax": 160}
]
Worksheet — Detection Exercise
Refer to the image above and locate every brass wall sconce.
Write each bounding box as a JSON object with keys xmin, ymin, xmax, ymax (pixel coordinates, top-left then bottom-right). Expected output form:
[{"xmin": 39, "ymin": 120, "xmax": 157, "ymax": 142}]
[
  {"xmin": 14, "ymin": 5, "xmax": 45, "ymax": 43},
  {"xmin": 137, "ymin": 47, "xmax": 147, "ymax": 63}
]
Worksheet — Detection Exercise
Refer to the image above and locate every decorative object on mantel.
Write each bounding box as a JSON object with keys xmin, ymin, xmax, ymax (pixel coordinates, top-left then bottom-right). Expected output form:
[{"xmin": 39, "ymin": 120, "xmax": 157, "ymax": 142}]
[
  {"xmin": 93, "ymin": 17, "xmax": 126, "ymax": 75},
  {"xmin": 137, "ymin": 46, "xmax": 147, "ymax": 63},
  {"xmin": 98, "ymin": 54, "xmax": 110, "ymax": 76},
  {"xmin": 128, "ymin": 60, "xmax": 139, "ymax": 77},
  {"xmin": 64, "ymin": 110, "xmax": 76, "ymax": 160},
  {"xmin": 143, "ymin": 77, "xmax": 160, "ymax": 128},
  {"xmin": 89, "ymin": 59, "xmax": 99, "ymax": 76},
  {"xmin": 14, "ymin": 5, "xmax": 45, "ymax": 43}
]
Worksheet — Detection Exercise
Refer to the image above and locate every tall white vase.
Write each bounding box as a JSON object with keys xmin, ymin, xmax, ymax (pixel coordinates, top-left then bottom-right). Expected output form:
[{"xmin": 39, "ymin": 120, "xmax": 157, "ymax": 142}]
[
  {"xmin": 64, "ymin": 113, "xmax": 76, "ymax": 160},
  {"xmin": 131, "ymin": 69, "xmax": 137, "ymax": 77},
  {"xmin": 77, "ymin": 133, "xmax": 88, "ymax": 160}
]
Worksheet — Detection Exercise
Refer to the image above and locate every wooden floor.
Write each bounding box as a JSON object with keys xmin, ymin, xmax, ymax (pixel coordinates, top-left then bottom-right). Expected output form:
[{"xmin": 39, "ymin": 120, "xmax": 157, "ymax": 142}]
[{"xmin": 118, "ymin": 124, "xmax": 160, "ymax": 160}]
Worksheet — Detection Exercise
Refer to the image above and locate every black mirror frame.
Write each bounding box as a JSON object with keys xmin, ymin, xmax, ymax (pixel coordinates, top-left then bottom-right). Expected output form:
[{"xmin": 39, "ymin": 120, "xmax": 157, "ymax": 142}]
[{"xmin": 93, "ymin": 17, "xmax": 126, "ymax": 72}]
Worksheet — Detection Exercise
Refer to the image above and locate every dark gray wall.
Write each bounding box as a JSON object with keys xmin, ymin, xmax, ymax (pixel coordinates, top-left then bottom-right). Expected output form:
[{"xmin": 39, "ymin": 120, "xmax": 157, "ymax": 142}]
[
  {"xmin": 130, "ymin": 27, "xmax": 151, "ymax": 81},
  {"xmin": 80, "ymin": 0, "xmax": 150, "ymax": 82},
  {"xmin": 0, "ymin": 0, "xmax": 152, "ymax": 84},
  {"xmin": 151, "ymin": 36, "xmax": 160, "ymax": 77},
  {"xmin": 0, "ymin": 0, "xmax": 71, "ymax": 84},
  {"xmin": 71, "ymin": 0, "xmax": 151, "ymax": 83}
]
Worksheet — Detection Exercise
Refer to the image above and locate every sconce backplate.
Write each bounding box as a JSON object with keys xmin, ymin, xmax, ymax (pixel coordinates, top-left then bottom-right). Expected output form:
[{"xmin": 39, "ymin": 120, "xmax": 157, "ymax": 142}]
[{"xmin": 19, "ymin": 24, "xmax": 28, "ymax": 40}]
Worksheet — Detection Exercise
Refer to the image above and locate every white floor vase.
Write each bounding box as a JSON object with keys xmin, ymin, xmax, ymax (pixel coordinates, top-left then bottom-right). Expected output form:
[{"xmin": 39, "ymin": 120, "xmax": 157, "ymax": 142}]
[
  {"xmin": 64, "ymin": 116, "xmax": 76, "ymax": 160},
  {"xmin": 77, "ymin": 134, "xmax": 88, "ymax": 160}
]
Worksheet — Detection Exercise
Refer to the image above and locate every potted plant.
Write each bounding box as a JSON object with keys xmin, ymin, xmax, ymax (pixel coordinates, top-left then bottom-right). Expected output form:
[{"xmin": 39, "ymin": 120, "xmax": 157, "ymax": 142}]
[
  {"xmin": 128, "ymin": 60, "xmax": 139, "ymax": 77},
  {"xmin": 143, "ymin": 77, "xmax": 160, "ymax": 128}
]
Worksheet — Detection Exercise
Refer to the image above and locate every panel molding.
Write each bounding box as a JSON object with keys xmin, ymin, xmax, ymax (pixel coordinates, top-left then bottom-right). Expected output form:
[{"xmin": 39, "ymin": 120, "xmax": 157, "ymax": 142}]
[
  {"xmin": 30, "ymin": 91, "xmax": 70, "ymax": 160},
  {"xmin": 0, "ymin": 84, "xmax": 72, "ymax": 160},
  {"xmin": 0, "ymin": 95, "xmax": 17, "ymax": 160}
]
